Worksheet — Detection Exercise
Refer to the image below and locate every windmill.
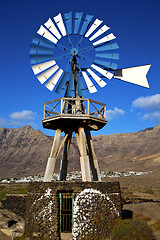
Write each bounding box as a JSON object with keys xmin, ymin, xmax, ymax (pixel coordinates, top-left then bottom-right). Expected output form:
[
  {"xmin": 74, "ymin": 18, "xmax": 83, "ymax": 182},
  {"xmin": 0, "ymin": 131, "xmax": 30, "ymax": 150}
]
[{"xmin": 30, "ymin": 12, "xmax": 151, "ymax": 182}]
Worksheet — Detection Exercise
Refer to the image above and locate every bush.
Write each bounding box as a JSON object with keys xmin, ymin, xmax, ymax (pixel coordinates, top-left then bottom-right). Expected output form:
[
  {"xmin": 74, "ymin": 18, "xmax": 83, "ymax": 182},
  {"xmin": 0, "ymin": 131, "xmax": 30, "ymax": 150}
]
[
  {"xmin": 143, "ymin": 188, "xmax": 154, "ymax": 194},
  {"xmin": 111, "ymin": 219, "xmax": 155, "ymax": 240},
  {"xmin": 133, "ymin": 212, "xmax": 151, "ymax": 222},
  {"xmin": 0, "ymin": 183, "xmax": 28, "ymax": 200},
  {"xmin": 150, "ymin": 218, "xmax": 160, "ymax": 232}
]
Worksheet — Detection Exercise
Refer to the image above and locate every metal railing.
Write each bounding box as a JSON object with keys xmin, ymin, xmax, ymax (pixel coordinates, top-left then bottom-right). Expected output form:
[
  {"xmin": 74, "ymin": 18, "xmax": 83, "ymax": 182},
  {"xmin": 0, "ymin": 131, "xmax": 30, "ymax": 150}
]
[{"xmin": 44, "ymin": 97, "xmax": 106, "ymax": 120}]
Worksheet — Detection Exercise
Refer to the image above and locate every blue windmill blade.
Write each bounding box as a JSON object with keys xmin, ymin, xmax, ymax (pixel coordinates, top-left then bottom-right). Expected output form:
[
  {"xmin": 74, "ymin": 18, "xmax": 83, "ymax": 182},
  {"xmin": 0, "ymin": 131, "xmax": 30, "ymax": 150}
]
[
  {"xmin": 32, "ymin": 60, "xmax": 56, "ymax": 75},
  {"xmin": 30, "ymin": 55, "xmax": 54, "ymax": 65},
  {"xmin": 74, "ymin": 12, "xmax": 83, "ymax": 34},
  {"xmin": 66, "ymin": 74, "xmax": 75, "ymax": 97},
  {"xmin": 93, "ymin": 33, "xmax": 116, "ymax": 46},
  {"xmin": 37, "ymin": 25, "xmax": 58, "ymax": 44},
  {"xmin": 94, "ymin": 59, "xmax": 118, "ymax": 70},
  {"xmin": 54, "ymin": 13, "xmax": 67, "ymax": 37},
  {"xmin": 95, "ymin": 53, "xmax": 119, "ymax": 60},
  {"xmin": 32, "ymin": 34, "xmax": 55, "ymax": 49},
  {"xmin": 64, "ymin": 12, "xmax": 72, "ymax": 35},
  {"xmin": 55, "ymin": 72, "xmax": 70, "ymax": 95},
  {"xmin": 95, "ymin": 43, "xmax": 119, "ymax": 51},
  {"xmin": 45, "ymin": 69, "xmax": 64, "ymax": 91},
  {"xmin": 89, "ymin": 25, "xmax": 110, "ymax": 41},
  {"xmin": 82, "ymin": 71, "xmax": 97, "ymax": 93},
  {"xmin": 85, "ymin": 18, "xmax": 103, "ymax": 38},
  {"xmin": 87, "ymin": 69, "xmax": 107, "ymax": 88},
  {"xmin": 37, "ymin": 64, "xmax": 59, "ymax": 84},
  {"xmin": 91, "ymin": 64, "xmax": 114, "ymax": 80},
  {"xmin": 30, "ymin": 44, "xmax": 54, "ymax": 55},
  {"xmin": 79, "ymin": 14, "xmax": 94, "ymax": 35},
  {"xmin": 77, "ymin": 73, "xmax": 86, "ymax": 96},
  {"xmin": 44, "ymin": 18, "xmax": 62, "ymax": 40}
]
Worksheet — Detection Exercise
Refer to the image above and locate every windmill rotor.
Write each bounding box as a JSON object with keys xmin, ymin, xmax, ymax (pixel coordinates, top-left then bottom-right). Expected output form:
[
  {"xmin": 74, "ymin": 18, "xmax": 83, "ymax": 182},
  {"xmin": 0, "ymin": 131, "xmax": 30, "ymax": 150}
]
[
  {"xmin": 30, "ymin": 12, "xmax": 151, "ymax": 98},
  {"xmin": 30, "ymin": 12, "xmax": 119, "ymax": 96}
]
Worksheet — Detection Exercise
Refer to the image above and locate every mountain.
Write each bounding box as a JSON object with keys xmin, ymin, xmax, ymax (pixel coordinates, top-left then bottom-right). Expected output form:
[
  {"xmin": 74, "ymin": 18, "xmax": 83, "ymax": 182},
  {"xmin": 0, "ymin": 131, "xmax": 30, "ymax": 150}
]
[{"xmin": 0, "ymin": 124, "xmax": 160, "ymax": 178}]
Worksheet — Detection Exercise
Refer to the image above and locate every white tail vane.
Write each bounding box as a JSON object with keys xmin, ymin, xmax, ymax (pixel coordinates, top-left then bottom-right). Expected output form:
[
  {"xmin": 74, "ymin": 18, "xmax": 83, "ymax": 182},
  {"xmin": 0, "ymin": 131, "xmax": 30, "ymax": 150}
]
[{"xmin": 114, "ymin": 65, "xmax": 151, "ymax": 88}]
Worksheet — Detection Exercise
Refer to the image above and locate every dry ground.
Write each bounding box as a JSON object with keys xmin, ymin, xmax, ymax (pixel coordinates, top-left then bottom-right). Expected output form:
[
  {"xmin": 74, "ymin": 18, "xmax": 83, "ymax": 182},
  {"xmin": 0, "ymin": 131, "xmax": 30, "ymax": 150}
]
[{"xmin": 106, "ymin": 170, "xmax": 160, "ymax": 239}]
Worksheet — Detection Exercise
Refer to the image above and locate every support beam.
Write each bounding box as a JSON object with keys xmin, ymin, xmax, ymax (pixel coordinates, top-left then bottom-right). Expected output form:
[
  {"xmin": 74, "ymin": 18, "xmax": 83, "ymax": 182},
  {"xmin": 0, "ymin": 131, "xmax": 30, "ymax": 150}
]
[
  {"xmin": 76, "ymin": 127, "xmax": 92, "ymax": 181},
  {"xmin": 60, "ymin": 131, "xmax": 72, "ymax": 180},
  {"xmin": 43, "ymin": 128, "xmax": 62, "ymax": 182},
  {"xmin": 85, "ymin": 129, "xmax": 101, "ymax": 181},
  {"xmin": 56, "ymin": 132, "xmax": 69, "ymax": 158}
]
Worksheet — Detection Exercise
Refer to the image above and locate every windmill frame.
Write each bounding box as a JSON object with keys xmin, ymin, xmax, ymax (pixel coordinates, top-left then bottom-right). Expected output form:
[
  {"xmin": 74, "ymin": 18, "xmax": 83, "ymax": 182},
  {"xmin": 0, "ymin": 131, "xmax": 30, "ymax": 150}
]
[{"xmin": 43, "ymin": 96, "xmax": 106, "ymax": 182}]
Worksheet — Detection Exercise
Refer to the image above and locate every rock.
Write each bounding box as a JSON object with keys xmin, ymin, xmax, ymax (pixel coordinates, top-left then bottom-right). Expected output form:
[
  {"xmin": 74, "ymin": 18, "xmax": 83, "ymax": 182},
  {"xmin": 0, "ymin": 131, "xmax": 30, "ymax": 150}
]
[{"xmin": 0, "ymin": 208, "xmax": 24, "ymax": 239}]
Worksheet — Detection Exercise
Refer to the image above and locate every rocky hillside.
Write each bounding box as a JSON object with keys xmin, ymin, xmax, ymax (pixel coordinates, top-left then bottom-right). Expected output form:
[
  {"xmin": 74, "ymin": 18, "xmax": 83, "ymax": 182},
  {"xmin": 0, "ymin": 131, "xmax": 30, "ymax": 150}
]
[{"xmin": 0, "ymin": 125, "xmax": 160, "ymax": 178}]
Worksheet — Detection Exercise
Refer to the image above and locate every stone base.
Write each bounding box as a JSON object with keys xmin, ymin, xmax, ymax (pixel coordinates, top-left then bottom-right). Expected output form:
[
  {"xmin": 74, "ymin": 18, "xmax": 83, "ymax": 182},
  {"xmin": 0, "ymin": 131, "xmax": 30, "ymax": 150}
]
[{"xmin": 25, "ymin": 181, "xmax": 122, "ymax": 240}]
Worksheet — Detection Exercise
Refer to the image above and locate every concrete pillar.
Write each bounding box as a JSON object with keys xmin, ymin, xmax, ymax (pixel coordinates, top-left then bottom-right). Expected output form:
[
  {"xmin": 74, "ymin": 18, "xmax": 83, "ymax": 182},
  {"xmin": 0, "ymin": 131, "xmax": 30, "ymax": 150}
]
[
  {"xmin": 76, "ymin": 127, "xmax": 91, "ymax": 181},
  {"xmin": 43, "ymin": 128, "xmax": 62, "ymax": 182},
  {"xmin": 85, "ymin": 129, "xmax": 101, "ymax": 181},
  {"xmin": 59, "ymin": 132, "xmax": 72, "ymax": 181}
]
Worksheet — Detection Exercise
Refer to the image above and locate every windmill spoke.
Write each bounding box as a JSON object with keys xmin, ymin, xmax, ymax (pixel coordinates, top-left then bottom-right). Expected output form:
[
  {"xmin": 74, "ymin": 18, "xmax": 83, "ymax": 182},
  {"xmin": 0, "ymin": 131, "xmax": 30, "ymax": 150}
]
[
  {"xmin": 78, "ymin": 45, "xmax": 94, "ymax": 53},
  {"xmin": 78, "ymin": 53, "xmax": 93, "ymax": 64},
  {"xmin": 76, "ymin": 35, "xmax": 85, "ymax": 49},
  {"xmin": 66, "ymin": 35, "xmax": 73, "ymax": 48},
  {"xmin": 56, "ymin": 43, "xmax": 71, "ymax": 52},
  {"xmin": 54, "ymin": 53, "xmax": 71, "ymax": 61}
]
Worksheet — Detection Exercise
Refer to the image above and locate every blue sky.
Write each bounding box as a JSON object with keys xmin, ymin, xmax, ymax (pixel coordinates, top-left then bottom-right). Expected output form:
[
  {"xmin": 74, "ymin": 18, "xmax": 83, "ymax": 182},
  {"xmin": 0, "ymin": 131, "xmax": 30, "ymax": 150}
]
[{"xmin": 0, "ymin": 0, "xmax": 160, "ymax": 136}]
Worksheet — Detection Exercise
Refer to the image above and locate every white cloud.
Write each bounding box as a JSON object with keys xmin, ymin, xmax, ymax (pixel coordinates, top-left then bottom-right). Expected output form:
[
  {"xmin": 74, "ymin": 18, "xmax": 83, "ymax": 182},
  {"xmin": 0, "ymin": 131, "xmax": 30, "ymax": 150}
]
[
  {"xmin": 9, "ymin": 110, "xmax": 36, "ymax": 121},
  {"xmin": 0, "ymin": 110, "xmax": 37, "ymax": 128},
  {"xmin": 131, "ymin": 94, "xmax": 160, "ymax": 123},
  {"xmin": 0, "ymin": 117, "xmax": 8, "ymax": 126},
  {"xmin": 132, "ymin": 94, "xmax": 160, "ymax": 111},
  {"xmin": 106, "ymin": 107, "xmax": 125, "ymax": 120},
  {"xmin": 142, "ymin": 111, "xmax": 160, "ymax": 122}
]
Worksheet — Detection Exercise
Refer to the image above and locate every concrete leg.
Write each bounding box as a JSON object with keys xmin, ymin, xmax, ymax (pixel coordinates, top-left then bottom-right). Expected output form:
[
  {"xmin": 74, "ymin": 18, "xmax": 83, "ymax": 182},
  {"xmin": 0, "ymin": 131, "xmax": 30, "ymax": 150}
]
[
  {"xmin": 43, "ymin": 128, "xmax": 62, "ymax": 182},
  {"xmin": 60, "ymin": 132, "xmax": 72, "ymax": 181},
  {"xmin": 76, "ymin": 127, "xmax": 91, "ymax": 181},
  {"xmin": 85, "ymin": 129, "xmax": 101, "ymax": 181},
  {"xmin": 43, "ymin": 157, "xmax": 57, "ymax": 182}
]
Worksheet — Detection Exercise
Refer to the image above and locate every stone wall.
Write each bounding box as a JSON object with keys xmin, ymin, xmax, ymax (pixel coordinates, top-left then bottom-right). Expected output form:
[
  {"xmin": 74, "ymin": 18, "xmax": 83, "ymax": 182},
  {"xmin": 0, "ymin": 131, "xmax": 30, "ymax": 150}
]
[
  {"xmin": 1, "ymin": 194, "xmax": 27, "ymax": 218},
  {"xmin": 25, "ymin": 181, "xmax": 122, "ymax": 240}
]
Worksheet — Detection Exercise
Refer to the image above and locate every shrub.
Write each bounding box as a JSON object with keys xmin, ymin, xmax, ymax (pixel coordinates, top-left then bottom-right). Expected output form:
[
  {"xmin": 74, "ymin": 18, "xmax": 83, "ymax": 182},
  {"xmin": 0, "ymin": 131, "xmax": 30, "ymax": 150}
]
[
  {"xmin": 0, "ymin": 185, "xmax": 7, "ymax": 200},
  {"xmin": 13, "ymin": 233, "xmax": 45, "ymax": 240},
  {"xmin": 143, "ymin": 188, "xmax": 154, "ymax": 194},
  {"xmin": 111, "ymin": 219, "xmax": 155, "ymax": 240},
  {"xmin": 150, "ymin": 218, "xmax": 160, "ymax": 232},
  {"xmin": 0, "ymin": 183, "xmax": 28, "ymax": 200},
  {"xmin": 133, "ymin": 212, "xmax": 151, "ymax": 222}
]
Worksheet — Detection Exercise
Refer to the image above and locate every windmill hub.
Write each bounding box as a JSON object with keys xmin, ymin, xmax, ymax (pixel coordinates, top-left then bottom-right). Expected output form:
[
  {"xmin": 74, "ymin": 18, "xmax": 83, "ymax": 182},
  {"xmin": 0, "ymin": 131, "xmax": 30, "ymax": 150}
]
[{"xmin": 71, "ymin": 48, "xmax": 78, "ymax": 56}]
